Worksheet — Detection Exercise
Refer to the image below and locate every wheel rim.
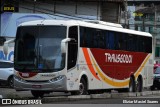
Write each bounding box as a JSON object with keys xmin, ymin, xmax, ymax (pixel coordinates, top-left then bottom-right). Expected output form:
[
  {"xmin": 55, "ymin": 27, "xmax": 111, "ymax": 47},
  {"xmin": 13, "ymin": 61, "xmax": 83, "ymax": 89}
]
[
  {"xmin": 137, "ymin": 78, "xmax": 142, "ymax": 92},
  {"xmin": 9, "ymin": 78, "xmax": 14, "ymax": 88},
  {"xmin": 79, "ymin": 83, "xmax": 84, "ymax": 95},
  {"xmin": 129, "ymin": 83, "xmax": 132, "ymax": 92},
  {"xmin": 129, "ymin": 79, "xmax": 133, "ymax": 92},
  {"xmin": 137, "ymin": 80, "xmax": 139, "ymax": 91}
]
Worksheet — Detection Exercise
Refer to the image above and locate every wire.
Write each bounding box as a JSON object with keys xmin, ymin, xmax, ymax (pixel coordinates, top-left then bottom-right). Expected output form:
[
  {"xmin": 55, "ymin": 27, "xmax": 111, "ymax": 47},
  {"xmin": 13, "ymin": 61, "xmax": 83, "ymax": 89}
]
[{"xmin": 18, "ymin": 5, "xmax": 96, "ymax": 20}]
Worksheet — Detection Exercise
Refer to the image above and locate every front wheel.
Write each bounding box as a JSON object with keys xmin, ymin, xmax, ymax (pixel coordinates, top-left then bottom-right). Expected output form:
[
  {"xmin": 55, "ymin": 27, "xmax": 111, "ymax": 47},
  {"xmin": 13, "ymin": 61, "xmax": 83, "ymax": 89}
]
[
  {"xmin": 71, "ymin": 78, "xmax": 87, "ymax": 95},
  {"xmin": 8, "ymin": 76, "xmax": 14, "ymax": 88},
  {"xmin": 150, "ymin": 86, "xmax": 155, "ymax": 90},
  {"xmin": 31, "ymin": 90, "xmax": 44, "ymax": 98},
  {"xmin": 128, "ymin": 77, "xmax": 136, "ymax": 92}
]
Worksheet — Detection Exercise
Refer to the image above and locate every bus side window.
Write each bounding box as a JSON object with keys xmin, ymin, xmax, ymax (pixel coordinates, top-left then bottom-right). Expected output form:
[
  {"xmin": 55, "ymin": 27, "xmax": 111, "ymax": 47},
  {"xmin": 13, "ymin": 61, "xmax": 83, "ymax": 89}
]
[
  {"xmin": 67, "ymin": 26, "xmax": 78, "ymax": 70},
  {"xmin": 145, "ymin": 37, "xmax": 152, "ymax": 53},
  {"xmin": 139, "ymin": 36, "xmax": 145, "ymax": 52},
  {"xmin": 80, "ymin": 27, "xmax": 86, "ymax": 47},
  {"xmin": 123, "ymin": 33, "xmax": 127, "ymax": 51},
  {"xmin": 108, "ymin": 31, "xmax": 114, "ymax": 50},
  {"xmin": 133, "ymin": 35, "xmax": 137, "ymax": 52},
  {"xmin": 114, "ymin": 32, "xmax": 120, "ymax": 50},
  {"xmin": 98, "ymin": 30, "xmax": 105, "ymax": 49},
  {"xmin": 105, "ymin": 31, "xmax": 109, "ymax": 49},
  {"xmin": 93, "ymin": 29, "xmax": 99, "ymax": 48}
]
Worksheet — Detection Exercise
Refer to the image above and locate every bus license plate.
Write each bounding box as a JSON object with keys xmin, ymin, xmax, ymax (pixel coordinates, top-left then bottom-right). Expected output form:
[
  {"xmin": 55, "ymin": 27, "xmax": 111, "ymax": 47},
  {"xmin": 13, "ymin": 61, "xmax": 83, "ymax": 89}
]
[{"xmin": 32, "ymin": 85, "xmax": 41, "ymax": 88}]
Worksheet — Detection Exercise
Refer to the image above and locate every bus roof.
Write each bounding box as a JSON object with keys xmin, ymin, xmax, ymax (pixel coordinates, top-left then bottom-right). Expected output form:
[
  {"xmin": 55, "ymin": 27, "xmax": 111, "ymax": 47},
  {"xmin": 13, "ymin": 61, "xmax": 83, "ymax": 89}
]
[{"xmin": 20, "ymin": 20, "xmax": 152, "ymax": 37}]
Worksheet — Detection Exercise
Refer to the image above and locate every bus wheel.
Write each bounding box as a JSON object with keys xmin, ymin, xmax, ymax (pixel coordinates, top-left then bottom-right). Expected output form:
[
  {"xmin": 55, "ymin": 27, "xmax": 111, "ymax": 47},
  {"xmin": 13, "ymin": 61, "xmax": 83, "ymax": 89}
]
[
  {"xmin": 79, "ymin": 78, "xmax": 87, "ymax": 95},
  {"xmin": 8, "ymin": 76, "xmax": 14, "ymax": 88},
  {"xmin": 31, "ymin": 90, "xmax": 44, "ymax": 98},
  {"xmin": 128, "ymin": 77, "xmax": 135, "ymax": 92},
  {"xmin": 150, "ymin": 86, "xmax": 155, "ymax": 90},
  {"xmin": 70, "ymin": 78, "xmax": 87, "ymax": 95},
  {"xmin": 137, "ymin": 77, "xmax": 143, "ymax": 92}
]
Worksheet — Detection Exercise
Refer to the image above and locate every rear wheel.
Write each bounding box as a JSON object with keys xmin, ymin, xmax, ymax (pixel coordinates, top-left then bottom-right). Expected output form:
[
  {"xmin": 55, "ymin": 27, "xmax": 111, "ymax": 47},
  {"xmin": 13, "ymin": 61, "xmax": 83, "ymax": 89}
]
[
  {"xmin": 128, "ymin": 77, "xmax": 136, "ymax": 92},
  {"xmin": 137, "ymin": 77, "xmax": 143, "ymax": 92}
]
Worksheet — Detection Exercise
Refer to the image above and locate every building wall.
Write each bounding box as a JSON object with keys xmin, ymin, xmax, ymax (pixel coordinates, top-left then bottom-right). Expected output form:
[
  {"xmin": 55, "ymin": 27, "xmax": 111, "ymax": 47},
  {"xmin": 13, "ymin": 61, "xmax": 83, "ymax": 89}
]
[
  {"xmin": 101, "ymin": 2, "xmax": 120, "ymax": 23},
  {"xmin": 18, "ymin": 0, "xmax": 122, "ymax": 22},
  {"xmin": 0, "ymin": 0, "xmax": 123, "ymax": 61},
  {"xmin": 124, "ymin": 1, "xmax": 160, "ymax": 62}
]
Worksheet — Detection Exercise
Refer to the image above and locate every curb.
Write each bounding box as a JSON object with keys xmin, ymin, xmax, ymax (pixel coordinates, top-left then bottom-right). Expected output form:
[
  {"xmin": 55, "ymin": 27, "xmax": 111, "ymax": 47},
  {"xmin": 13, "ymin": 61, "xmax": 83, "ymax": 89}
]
[
  {"xmin": 90, "ymin": 93, "xmax": 111, "ymax": 99},
  {"xmin": 68, "ymin": 95, "xmax": 91, "ymax": 99},
  {"xmin": 4, "ymin": 90, "xmax": 160, "ymax": 103},
  {"xmin": 111, "ymin": 93, "xmax": 129, "ymax": 98},
  {"xmin": 41, "ymin": 90, "xmax": 160, "ymax": 103}
]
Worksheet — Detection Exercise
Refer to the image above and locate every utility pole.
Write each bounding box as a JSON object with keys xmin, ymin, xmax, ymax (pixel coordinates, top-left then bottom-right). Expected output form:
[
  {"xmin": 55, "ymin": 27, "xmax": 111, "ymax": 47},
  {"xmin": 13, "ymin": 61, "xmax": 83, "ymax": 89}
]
[
  {"xmin": 153, "ymin": 5, "xmax": 157, "ymax": 61},
  {"xmin": 124, "ymin": 0, "xmax": 128, "ymax": 28},
  {"xmin": 33, "ymin": 0, "xmax": 36, "ymax": 13},
  {"xmin": 154, "ymin": 6, "xmax": 157, "ymax": 31}
]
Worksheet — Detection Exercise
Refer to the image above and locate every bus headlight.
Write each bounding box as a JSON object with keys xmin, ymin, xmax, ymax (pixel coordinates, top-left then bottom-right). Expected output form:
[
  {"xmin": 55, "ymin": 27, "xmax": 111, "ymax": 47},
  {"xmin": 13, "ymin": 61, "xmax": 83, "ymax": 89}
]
[
  {"xmin": 49, "ymin": 75, "xmax": 64, "ymax": 82},
  {"xmin": 14, "ymin": 75, "xmax": 25, "ymax": 82}
]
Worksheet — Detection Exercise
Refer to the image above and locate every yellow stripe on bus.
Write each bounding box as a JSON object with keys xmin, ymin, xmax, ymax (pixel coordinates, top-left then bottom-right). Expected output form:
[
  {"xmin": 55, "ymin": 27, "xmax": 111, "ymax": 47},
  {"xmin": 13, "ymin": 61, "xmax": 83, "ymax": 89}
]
[
  {"xmin": 91, "ymin": 54, "xmax": 151, "ymax": 87},
  {"xmin": 134, "ymin": 54, "xmax": 151, "ymax": 78}
]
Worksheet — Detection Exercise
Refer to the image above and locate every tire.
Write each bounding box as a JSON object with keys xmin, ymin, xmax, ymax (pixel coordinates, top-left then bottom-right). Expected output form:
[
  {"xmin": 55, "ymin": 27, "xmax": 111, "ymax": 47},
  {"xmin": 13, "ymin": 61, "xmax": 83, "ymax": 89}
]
[
  {"xmin": 150, "ymin": 86, "xmax": 155, "ymax": 90},
  {"xmin": 128, "ymin": 77, "xmax": 136, "ymax": 92},
  {"xmin": 79, "ymin": 78, "xmax": 87, "ymax": 95},
  {"xmin": 31, "ymin": 90, "xmax": 44, "ymax": 98},
  {"xmin": 71, "ymin": 91, "xmax": 78, "ymax": 95},
  {"xmin": 71, "ymin": 78, "xmax": 87, "ymax": 95},
  {"xmin": 137, "ymin": 77, "xmax": 143, "ymax": 92},
  {"xmin": 157, "ymin": 87, "xmax": 160, "ymax": 90},
  {"xmin": 8, "ymin": 76, "xmax": 14, "ymax": 88}
]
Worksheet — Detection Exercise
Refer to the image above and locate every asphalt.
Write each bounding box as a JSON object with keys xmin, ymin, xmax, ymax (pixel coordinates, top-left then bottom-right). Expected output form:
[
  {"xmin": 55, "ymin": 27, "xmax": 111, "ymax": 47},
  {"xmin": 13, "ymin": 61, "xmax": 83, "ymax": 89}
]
[{"xmin": 0, "ymin": 86, "xmax": 160, "ymax": 104}]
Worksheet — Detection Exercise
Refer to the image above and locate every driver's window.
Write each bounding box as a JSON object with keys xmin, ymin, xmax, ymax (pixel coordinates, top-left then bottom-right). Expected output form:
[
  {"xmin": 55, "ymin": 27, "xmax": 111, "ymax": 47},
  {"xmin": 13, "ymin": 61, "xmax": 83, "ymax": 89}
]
[{"xmin": 67, "ymin": 26, "xmax": 78, "ymax": 70}]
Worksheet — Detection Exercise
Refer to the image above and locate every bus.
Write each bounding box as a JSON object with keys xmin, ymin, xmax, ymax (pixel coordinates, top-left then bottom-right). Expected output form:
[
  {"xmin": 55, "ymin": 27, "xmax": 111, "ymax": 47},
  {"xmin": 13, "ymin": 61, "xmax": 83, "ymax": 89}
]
[{"xmin": 7, "ymin": 20, "xmax": 153, "ymax": 98}]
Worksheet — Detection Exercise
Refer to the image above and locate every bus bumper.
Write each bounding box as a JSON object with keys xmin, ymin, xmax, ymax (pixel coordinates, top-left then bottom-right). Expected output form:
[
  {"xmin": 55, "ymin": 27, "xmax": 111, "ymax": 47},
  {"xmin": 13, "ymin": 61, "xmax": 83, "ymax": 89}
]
[{"xmin": 14, "ymin": 75, "xmax": 67, "ymax": 91}]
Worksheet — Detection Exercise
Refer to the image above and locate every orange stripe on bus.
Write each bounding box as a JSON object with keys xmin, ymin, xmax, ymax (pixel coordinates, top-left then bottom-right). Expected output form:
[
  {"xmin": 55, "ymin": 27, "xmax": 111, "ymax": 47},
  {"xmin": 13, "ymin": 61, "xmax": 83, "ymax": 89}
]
[{"xmin": 82, "ymin": 48, "xmax": 100, "ymax": 80}]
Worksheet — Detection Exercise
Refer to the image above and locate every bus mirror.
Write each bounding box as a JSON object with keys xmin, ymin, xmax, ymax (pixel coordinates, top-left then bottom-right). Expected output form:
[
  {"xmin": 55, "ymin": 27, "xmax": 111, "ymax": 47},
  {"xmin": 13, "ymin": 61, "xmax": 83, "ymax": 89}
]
[
  {"xmin": 61, "ymin": 38, "xmax": 71, "ymax": 53},
  {"xmin": 3, "ymin": 39, "xmax": 14, "ymax": 55}
]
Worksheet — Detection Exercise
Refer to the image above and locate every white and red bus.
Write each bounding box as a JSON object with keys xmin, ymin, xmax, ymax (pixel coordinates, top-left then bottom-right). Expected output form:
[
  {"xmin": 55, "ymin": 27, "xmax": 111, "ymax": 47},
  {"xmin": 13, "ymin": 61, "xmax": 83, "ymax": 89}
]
[{"xmin": 7, "ymin": 20, "xmax": 153, "ymax": 97}]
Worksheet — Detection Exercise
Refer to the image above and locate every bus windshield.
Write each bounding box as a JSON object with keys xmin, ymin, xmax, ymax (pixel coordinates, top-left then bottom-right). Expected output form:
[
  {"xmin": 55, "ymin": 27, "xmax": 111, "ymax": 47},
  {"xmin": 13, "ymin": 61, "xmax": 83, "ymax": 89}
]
[{"xmin": 14, "ymin": 26, "xmax": 66, "ymax": 72}]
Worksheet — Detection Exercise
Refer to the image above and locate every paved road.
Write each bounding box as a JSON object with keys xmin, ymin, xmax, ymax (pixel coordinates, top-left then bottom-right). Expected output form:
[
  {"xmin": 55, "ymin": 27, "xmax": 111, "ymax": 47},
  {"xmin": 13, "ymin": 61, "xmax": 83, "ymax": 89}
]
[
  {"xmin": 1, "ymin": 104, "xmax": 160, "ymax": 107},
  {"xmin": 0, "ymin": 87, "xmax": 70, "ymax": 98},
  {"xmin": 1, "ymin": 86, "xmax": 160, "ymax": 107},
  {"xmin": 0, "ymin": 87, "xmax": 152, "ymax": 99}
]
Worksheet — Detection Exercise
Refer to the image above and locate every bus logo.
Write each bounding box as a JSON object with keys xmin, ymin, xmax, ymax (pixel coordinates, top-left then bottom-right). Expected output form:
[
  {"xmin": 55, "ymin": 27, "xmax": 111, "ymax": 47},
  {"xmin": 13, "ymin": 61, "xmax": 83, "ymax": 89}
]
[{"xmin": 105, "ymin": 53, "xmax": 133, "ymax": 63}]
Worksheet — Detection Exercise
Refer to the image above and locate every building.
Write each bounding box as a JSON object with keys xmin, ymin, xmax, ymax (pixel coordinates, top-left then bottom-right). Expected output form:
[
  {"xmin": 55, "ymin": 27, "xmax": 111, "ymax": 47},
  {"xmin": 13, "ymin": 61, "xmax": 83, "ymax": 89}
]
[
  {"xmin": 0, "ymin": 0, "xmax": 125, "ymax": 61},
  {"xmin": 121, "ymin": 0, "xmax": 160, "ymax": 62}
]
